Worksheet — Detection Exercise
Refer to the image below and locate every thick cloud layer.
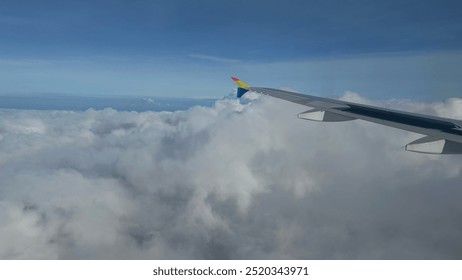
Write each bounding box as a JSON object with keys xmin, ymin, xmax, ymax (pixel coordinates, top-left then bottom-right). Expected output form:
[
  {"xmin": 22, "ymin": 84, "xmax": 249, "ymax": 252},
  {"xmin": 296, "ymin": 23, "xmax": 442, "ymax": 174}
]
[{"xmin": 1, "ymin": 94, "xmax": 462, "ymax": 259}]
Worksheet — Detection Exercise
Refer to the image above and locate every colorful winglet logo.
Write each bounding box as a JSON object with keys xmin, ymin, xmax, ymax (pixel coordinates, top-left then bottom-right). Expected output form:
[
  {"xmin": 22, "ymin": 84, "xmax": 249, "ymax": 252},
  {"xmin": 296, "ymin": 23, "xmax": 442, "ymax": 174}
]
[
  {"xmin": 231, "ymin": 76, "xmax": 250, "ymax": 89},
  {"xmin": 231, "ymin": 77, "xmax": 250, "ymax": 98}
]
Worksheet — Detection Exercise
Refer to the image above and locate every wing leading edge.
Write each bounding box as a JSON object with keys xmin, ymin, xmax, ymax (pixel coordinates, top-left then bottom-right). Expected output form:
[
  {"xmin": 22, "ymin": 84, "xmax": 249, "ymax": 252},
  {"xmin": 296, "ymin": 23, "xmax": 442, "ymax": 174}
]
[{"xmin": 231, "ymin": 77, "xmax": 462, "ymax": 154}]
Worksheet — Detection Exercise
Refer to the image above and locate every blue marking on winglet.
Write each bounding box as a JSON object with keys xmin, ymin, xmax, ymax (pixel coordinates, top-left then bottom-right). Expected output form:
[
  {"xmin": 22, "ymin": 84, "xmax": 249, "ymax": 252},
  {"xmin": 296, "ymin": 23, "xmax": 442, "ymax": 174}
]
[{"xmin": 237, "ymin": 87, "xmax": 249, "ymax": 98}]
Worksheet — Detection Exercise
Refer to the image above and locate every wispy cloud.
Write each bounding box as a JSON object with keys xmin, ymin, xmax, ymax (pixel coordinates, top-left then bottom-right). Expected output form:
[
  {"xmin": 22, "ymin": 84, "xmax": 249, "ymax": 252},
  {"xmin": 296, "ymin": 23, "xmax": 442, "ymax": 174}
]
[
  {"xmin": 1, "ymin": 51, "xmax": 461, "ymax": 99},
  {"xmin": 188, "ymin": 54, "xmax": 240, "ymax": 64}
]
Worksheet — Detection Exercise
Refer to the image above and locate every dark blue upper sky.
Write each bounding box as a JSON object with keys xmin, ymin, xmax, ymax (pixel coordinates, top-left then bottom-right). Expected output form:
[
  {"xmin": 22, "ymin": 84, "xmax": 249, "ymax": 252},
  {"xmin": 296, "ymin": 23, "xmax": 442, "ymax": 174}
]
[
  {"xmin": 2, "ymin": 0, "xmax": 461, "ymax": 59},
  {"xmin": 1, "ymin": 0, "xmax": 462, "ymax": 98}
]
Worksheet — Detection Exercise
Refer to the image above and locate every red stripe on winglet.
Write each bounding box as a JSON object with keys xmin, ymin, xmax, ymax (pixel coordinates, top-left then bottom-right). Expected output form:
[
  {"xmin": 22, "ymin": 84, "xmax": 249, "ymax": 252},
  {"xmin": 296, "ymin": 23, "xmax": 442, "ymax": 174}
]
[{"xmin": 231, "ymin": 76, "xmax": 239, "ymax": 81}]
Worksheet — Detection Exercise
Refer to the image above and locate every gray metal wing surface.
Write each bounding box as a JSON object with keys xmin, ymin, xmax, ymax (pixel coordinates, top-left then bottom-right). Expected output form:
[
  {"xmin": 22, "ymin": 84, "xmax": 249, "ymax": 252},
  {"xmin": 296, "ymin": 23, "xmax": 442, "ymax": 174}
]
[{"xmin": 240, "ymin": 83, "xmax": 462, "ymax": 154}]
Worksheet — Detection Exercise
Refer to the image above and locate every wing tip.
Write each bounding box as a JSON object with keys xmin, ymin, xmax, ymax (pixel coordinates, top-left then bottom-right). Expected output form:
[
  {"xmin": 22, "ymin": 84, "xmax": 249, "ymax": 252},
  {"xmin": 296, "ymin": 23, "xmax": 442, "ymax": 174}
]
[
  {"xmin": 231, "ymin": 76, "xmax": 250, "ymax": 98},
  {"xmin": 231, "ymin": 76, "xmax": 250, "ymax": 89}
]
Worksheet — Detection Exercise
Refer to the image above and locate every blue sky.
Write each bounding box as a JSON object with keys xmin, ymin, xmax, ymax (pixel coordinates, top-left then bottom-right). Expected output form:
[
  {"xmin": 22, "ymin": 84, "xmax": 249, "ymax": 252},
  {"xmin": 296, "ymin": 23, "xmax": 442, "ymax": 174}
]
[{"xmin": 1, "ymin": 0, "xmax": 462, "ymax": 99}]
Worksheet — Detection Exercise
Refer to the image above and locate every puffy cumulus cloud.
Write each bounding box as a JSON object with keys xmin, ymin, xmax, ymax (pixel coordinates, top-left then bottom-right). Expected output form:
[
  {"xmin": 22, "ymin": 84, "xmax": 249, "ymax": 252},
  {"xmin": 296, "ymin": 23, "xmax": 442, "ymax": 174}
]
[{"xmin": 1, "ymin": 94, "xmax": 462, "ymax": 259}]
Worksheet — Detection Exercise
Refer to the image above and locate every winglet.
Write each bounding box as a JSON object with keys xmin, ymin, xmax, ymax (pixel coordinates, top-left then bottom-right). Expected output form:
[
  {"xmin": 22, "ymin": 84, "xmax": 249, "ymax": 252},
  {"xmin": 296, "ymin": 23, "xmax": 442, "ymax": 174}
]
[{"xmin": 231, "ymin": 76, "xmax": 250, "ymax": 98}]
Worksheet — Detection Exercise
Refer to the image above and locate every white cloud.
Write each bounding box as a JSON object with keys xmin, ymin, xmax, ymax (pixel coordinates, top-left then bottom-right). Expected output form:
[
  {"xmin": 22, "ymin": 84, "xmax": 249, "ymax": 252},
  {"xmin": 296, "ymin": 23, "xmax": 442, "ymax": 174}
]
[{"xmin": 0, "ymin": 94, "xmax": 462, "ymax": 259}]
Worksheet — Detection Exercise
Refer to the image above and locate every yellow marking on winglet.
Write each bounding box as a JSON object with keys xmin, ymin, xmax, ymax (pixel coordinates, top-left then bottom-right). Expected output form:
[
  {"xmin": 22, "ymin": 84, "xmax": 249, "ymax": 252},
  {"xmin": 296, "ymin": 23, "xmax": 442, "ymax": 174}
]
[{"xmin": 231, "ymin": 76, "xmax": 250, "ymax": 89}]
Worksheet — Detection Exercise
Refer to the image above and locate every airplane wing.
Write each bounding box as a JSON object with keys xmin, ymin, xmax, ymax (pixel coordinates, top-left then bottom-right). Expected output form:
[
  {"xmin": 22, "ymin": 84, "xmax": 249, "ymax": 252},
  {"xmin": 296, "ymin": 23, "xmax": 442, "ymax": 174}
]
[{"xmin": 231, "ymin": 77, "xmax": 462, "ymax": 154}]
